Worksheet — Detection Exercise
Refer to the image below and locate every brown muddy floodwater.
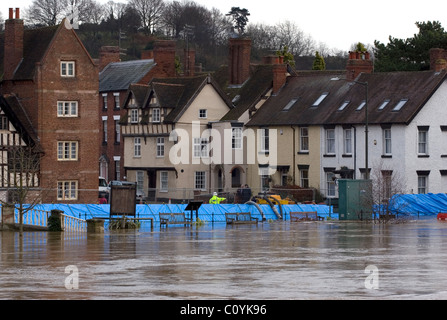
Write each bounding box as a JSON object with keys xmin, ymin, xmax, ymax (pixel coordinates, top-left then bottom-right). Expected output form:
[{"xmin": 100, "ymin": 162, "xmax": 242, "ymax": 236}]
[{"xmin": 1, "ymin": 218, "xmax": 447, "ymax": 300}]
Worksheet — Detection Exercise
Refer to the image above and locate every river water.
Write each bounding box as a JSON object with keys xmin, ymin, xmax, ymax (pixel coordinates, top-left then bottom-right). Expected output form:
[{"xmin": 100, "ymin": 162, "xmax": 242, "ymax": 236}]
[{"xmin": 1, "ymin": 218, "xmax": 447, "ymax": 300}]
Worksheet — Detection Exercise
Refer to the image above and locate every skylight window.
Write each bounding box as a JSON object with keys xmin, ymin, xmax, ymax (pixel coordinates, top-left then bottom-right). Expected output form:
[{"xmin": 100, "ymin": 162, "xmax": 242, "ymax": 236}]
[
  {"xmin": 283, "ymin": 98, "xmax": 298, "ymax": 111},
  {"xmin": 356, "ymin": 100, "xmax": 366, "ymax": 111},
  {"xmin": 312, "ymin": 92, "xmax": 329, "ymax": 107},
  {"xmin": 378, "ymin": 99, "xmax": 390, "ymax": 111},
  {"xmin": 338, "ymin": 101, "xmax": 350, "ymax": 111},
  {"xmin": 392, "ymin": 99, "xmax": 408, "ymax": 111}
]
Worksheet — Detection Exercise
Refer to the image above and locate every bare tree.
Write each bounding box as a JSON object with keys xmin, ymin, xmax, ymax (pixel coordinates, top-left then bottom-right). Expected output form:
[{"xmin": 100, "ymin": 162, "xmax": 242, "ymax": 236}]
[
  {"xmin": 24, "ymin": 0, "xmax": 67, "ymax": 26},
  {"xmin": 370, "ymin": 160, "xmax": 407, "ymax": 219},
  {"xmin": 130, "ymin": 0, "xmax": 165, "ymax": 34},
  {"xmin": 0, "ymin": 145, "xmax": 43, "ymax": 234}
]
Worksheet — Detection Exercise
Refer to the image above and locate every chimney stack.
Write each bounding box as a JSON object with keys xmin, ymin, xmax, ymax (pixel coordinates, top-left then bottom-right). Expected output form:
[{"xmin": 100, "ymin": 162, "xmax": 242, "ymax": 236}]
[
  {"xmin": 153, "ymin": 40, "xmax": 176, "ymax": 77},
  {"xmin": 229, "ymin": 38, "xmax": 252, "ymax": 85},
  {"xmin": 429, "ymin": 48, "xmax": 447, "ymax": 72},
  {"xmin": 346, "ymin": 50, "xmax": 373, "ymax": 81},
  {"xmin": 183, "ymin": 49, "xmax": 196, "ymax": 77},
  {"xmin": 99, "ymin": 46, "xmax": 120, "ymax": 72},
  {"xmin": 4, "ymin": 8, "xmax": 24, "ymax": 80}
]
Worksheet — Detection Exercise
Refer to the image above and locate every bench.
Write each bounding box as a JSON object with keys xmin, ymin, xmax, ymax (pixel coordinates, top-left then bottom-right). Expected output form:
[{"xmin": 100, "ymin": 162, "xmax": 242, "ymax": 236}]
[
  {"xmin": 290, "ymin": 211, "xmax": 324, "ymax": 222},
  {"xmin": 225, "ymin": 212, "xmax": 258, "ymax": 225},
  {"xmin": 159, "ymin": 213, "xmax": 192, "ymax": 227}
]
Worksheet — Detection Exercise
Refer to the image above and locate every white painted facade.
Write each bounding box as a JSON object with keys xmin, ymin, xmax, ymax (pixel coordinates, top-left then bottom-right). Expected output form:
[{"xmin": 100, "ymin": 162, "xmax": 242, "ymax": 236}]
[{"xmin": 320, "ymin": 79, "xmax": 447, "ymax": 197}]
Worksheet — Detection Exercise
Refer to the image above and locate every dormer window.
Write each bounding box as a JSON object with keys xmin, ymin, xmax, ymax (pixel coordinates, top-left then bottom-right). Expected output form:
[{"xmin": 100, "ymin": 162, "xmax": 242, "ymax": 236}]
[
  {"xmin": 152, "ymin": 108, "xmax": 161, "ymax": 123},
  {"xmin": 130, "ymin": 109, "xmax": 139, "ymax": 123},
  {"xmin": 312, "ymin": 92, "xmax": 328, "ymax": 107}
]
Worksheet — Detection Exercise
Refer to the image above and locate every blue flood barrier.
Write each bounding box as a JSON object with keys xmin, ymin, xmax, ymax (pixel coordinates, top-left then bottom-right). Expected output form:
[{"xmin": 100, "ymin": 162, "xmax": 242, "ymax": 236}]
[{"xmin": 29, "ymin": 203, "xmax": 336, "ymax": 222}]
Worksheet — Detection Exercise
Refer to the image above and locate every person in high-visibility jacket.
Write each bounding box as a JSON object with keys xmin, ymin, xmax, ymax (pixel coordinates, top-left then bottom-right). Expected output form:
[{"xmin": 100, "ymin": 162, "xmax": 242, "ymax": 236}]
[{"xmin": 209, "ymin": 192, "xmax": 226, "ymax": 204}]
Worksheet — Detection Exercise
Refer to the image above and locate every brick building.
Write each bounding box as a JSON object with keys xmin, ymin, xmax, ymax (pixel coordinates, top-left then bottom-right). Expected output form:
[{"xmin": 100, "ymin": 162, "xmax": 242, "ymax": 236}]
[
  {"xmin": 98, "ymin": 40, "xmax": 179, "ymax": 184},
  {"xmin": 0, "ymin": 9, "xmax": 99, "ymax": 203}
]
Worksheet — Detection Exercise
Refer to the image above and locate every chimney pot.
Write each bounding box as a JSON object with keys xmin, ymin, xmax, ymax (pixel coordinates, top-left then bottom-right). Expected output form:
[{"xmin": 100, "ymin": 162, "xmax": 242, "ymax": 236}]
[
  {"xmin": 346, "ymin": 50, "xmax": 373, "ymax": 80},
  {"xmin": 15, "ymin": 8, "xmax": 20, "ymax": 19},
  {"xmin": 9, "ymin": 8, "xmax": 13, "ymax": 19}
]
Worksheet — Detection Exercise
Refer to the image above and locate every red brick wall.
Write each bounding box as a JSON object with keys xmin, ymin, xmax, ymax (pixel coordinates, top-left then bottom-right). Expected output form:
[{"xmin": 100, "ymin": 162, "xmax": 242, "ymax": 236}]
[
  {"xmin": 35, "ymin": 25, "xmax": 99, "ymax": 203},
  {"xmin": 99, "ymin": 91, "xmax": 127, "ymax": 182},
  {"xmin": 229, "ymin": 38, "xmax": 252, "ymax": 85}
]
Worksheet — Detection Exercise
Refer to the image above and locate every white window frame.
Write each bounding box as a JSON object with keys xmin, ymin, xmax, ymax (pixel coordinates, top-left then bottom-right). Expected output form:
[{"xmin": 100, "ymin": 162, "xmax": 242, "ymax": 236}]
[
  {"xmin": 152, "ymin": 108, "xmax": 161, "ymax": 123},
  {"xmin": 113, "ymin": 92, "xmax": 120, "ymax": 109},
  {"xmin": 326, "ymin": 172, "xmax": 336, "ymax": 197},
  {"xmin": 418, "ymin": 128, "xmax": 429, "ymax": 155},
  {"xmin": 193, "ymin": 137, "xmax": 209, "ymax": 158},
  {"xmin": 57, "ymin": 141, "xmax": 78, "ymax": 161},
  {"xmin": 134, "ymin": 137, "xmax": 141, "ymax": 157},
  {"xmin": 61, "ymin": 61, "xmax": 75, "ymax": 77},
  {"xmin": 130, "ymin": 109, "xmax": 139, "ymax": 123},
  {"xmin": 160, "ymin": 171, "xmax": 168, "ymax": 192},
  {"xmin": 102, "ymin": 93, "xmax": 108, "ymax": 109},
  {"xmin": 418, "ymin": 175, "xmax": 428, "ymax": 194},
  {"xmin": 300, "ymin": 127, "xmax": 309, "ymax": 152},
  {"xmin": 114, "ymin": 116, "xmax": 121, "ymax": 143},
  {"xmin": 57, "ymin": 101, "xmax": 78, "ymax": 117},
  {"xmin": 232, "ymin": 127, "xmax": 242, "ymax": 150},
  {"xmin": 199, "ymin": 109, "xmax": 207, "ymax": 119},
  {"xmin": 57, "ymin": 181, "xmax": 78, "ymax": 200},
  {"xmin": 383, "ymin": 128, "xmax": 392, "ymax": 155},
  {"xmin": 343, "ymin": 128, "xmax": 352, "ymax": 155},
  {"xmin": 157, "ymin": 137, "xmax": 165, "ymax": 157},
  {"xmin": 137, "ymin": 171, "xmax": 144, "ymax": 196},
  {"xmin": 194, "ymin": 171, "xmax": 207, "ymax": 191},
  {"xmin": 102, "ymin": 116, "xmax": 108, "ymax": 143},
  {"xmin": 300, "ymin": 169, "xmax": 309, "ymax": 188},
  {"xmin": 325, "ymin": 128, "xmax": 335, "ymax": 154},
  {"xmin": 261, "ymin": 128, "xmax": 269, "ymax": 153}
]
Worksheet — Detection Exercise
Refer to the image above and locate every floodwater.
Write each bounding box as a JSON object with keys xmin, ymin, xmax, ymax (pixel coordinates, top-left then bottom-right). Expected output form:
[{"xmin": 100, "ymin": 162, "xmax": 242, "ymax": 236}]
[{"xmin": 1, "ymin": 218, "xmax": 447, "ymax": 300}]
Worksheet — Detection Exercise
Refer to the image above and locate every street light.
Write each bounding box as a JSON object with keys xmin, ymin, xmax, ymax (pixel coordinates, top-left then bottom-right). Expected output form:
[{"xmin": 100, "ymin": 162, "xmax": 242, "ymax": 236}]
[{"xmin": 331, "ymin": 77, "xmax": 369, "ymax": 180}]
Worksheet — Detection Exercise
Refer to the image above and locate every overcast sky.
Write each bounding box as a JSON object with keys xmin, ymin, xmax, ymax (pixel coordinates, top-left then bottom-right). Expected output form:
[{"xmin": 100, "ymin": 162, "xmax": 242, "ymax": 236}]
[{"xmin": 2, "ymin": 0, "xmax": 447, "ymax": 51}]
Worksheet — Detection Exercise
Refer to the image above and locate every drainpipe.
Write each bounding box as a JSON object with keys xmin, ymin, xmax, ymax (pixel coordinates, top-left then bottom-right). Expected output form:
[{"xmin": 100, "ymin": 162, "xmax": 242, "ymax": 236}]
[
  {"xmin": 353, "ymin": 125, "xmax": 357, "ymax": 179},
  {"xmin": 291, "ymin": 126, "xmax": 296, "ymax": 185}
]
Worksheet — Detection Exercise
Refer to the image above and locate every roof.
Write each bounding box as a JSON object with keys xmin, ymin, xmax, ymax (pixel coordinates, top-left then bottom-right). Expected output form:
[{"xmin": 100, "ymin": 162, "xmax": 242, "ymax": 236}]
[
  {"xmin": 99, "ymin": 59, "xmax": 156, "ymax": 92},
  {"xmin": 0, "ymin": 25, "xmax": 59, "ymax": 81},
  {"xmin": 0, "ymin": 94, "xmax": 42, "ymax": 153},
  {"xmin": 148, "ymin": 75, "xmax": 232, "ymax": 124},
  {"xmin": 246, "ymin": 70, "xmax": 447, "ymax": 127},
  {"xmin": 220, "ymin": 64, "xmax": 277, "ymax": 121}
]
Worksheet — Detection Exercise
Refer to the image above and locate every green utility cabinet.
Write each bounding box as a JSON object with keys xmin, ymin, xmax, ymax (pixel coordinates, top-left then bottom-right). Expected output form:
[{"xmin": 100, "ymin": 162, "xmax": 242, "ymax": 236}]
[{"xmin": 338, "ymin": 179, "xmax": 372, "ymax": 220}]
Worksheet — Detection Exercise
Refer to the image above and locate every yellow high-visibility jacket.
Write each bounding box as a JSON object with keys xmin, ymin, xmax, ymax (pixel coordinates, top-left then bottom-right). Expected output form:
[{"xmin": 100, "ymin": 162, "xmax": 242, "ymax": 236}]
[{"xmin": 209, "ymin": 195, "xmax": 226, "ymax": 204}]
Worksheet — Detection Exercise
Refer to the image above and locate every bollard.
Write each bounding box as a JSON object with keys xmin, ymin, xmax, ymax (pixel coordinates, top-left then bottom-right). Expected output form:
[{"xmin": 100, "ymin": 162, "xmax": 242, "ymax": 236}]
[{"xmin": 87, "ymin": 219, "xmax": 105, "ymax": 233}]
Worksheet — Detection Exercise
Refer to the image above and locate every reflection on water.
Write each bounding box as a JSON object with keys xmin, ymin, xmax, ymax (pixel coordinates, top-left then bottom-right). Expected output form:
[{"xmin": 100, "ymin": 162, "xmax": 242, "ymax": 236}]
[{"xmin": 2, "ymin": 219, "xmax": 447, "ymax": 300}]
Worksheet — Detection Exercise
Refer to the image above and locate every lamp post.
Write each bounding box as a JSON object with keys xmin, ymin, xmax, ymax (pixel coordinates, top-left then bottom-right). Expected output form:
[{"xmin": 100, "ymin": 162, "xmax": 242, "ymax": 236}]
[{"xmin": 331, "ymin": 77, "xmax": 369, "ymax": 180}]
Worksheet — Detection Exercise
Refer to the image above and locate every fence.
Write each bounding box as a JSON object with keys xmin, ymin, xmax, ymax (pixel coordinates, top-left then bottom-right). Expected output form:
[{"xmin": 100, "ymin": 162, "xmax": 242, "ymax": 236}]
[
  {"xmin": 4, "ymin": 207, "xmax": 87, "ymax": 232},
  {"xmin": 17, "ymin": 209, "xmax": 50, "ymax": 227},
  {"xmin": 60, "ymin": 213, "xmax": 87, "ymax": 232}
]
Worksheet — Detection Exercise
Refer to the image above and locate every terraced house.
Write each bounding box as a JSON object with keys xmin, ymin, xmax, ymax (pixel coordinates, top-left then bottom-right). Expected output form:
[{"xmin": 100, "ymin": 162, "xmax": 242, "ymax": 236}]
[
  {"xmin": 246, "ymin": 49, "xmax": 447, "ymax": 198},
  {"xmin": 0, "ymin": 8, "xmax": 99, "ymax": 203}
]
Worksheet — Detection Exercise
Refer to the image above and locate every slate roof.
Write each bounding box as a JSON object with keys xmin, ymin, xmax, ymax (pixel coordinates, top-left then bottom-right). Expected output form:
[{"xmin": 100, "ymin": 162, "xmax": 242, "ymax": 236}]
[
  {"xmin": 246, "ymin": 70, "xmax": 447, "ymax": 127},
  {"xmin": 99, "ymin": 59, "xmax": 156, "ymax": 92}
]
